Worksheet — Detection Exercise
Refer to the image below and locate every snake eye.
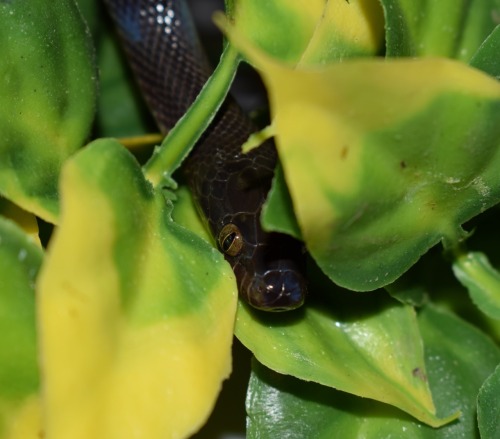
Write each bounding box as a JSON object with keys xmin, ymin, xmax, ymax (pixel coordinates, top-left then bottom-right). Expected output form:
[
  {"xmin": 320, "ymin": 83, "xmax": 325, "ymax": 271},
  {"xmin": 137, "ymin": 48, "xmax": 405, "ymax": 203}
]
[{"xmin": 218, "ymin": 224, "xmax": 244, "ymax": 257}]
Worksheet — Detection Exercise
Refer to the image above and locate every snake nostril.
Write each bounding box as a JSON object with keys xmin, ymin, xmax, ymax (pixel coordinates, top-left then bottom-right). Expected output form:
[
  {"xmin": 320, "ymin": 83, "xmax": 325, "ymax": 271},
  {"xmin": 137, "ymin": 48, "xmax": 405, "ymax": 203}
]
[{"xmin": 246, "ymin": 268, "xmax": 307, "ymax": 312}]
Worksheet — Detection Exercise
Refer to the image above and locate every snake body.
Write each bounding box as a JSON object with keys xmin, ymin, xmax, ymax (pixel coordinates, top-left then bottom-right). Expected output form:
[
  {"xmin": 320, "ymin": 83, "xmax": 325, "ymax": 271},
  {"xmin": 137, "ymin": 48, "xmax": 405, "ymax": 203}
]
[{"xmin": 104, "ymin": 0, "xmax": 307, "ymax": 310}]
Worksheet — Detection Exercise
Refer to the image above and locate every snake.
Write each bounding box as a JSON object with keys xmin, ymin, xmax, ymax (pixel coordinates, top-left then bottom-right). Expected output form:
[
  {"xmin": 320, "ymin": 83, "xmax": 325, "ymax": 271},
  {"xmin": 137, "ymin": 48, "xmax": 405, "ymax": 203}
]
[{"xmin": 103, "ymin": 0, "xmax": 307, "ymax": 311}]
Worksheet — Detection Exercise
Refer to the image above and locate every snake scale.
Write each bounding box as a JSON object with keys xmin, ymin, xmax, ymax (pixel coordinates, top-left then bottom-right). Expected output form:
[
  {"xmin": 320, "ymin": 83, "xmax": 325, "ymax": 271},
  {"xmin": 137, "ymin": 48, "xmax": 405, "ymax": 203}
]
[{"xmin": 104, "ymin": 0, "xmax": 307, "ymax": 310}]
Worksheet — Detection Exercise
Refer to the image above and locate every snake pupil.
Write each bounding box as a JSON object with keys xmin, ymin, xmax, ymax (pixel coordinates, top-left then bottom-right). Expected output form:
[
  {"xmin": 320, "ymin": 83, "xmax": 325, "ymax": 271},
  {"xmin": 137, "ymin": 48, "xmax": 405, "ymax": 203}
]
[{"xmin": 222, "ymin": 233, "xmax": 236, "ymax": 252}]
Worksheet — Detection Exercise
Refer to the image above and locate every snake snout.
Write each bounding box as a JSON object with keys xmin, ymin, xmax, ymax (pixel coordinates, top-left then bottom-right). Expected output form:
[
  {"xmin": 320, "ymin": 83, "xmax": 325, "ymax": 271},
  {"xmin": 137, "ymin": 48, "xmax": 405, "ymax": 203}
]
[{"xmin": 246, "ymin": 264, "xmax": 307, "ymax": 312}]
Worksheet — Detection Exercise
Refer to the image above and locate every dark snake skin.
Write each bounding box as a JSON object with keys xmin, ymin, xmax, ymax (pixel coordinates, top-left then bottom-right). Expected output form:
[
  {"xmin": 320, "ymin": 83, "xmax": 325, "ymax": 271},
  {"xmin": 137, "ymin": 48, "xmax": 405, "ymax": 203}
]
[{"xmin": 104, "ymin": 0, "xmax": 307, "ymax": 310}]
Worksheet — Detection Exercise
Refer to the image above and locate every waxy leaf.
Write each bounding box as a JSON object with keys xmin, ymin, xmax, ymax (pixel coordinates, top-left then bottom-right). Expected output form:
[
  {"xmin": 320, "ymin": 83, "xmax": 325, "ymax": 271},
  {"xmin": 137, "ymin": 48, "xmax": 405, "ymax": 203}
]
[
  {"xmin": 171, "ymin": 186, "xmax": 213, "ymax": 245},
  {"xmin": 0, "ymin": 198, "xmax": 39, "ymax": 245},
  {"xmin": 0, "ymin": 0, "xmax": 96, "ymax": 223},
  {"xmin": 96, "ymin": 30, "xmax": 155, "ymax": 138},
  {"xmin": 453, "ymin": 252, "xmax": 500, "ymax": 320},
  {"xmin": 261, "ymin": 164, "xmax": 302, "ymax": 240},
  {"xmin": 0, "ymin": 217, "xmax": 42, "ymax": 439},
  {"xmin": 477, "ymin": 364, "xmax": 500, "ymax": 439},
  {"xmin": 381, "ymin": 0, "xmax": 500, "ymax": 60},
  {"xmin": 218, "ymin": 21, "xmax": 500, "ymax": 291},
  {"xmin": 470, "ymin": 25, "xmax": 500, "ymax": 78},
  {"xmin": 235, "ymin": 290, "xmax": 452, "ymax": 427},
  {"xmin": 37, "ymin": 139, "xmax": 237, "ymax": 439},
  {"xmin": 420, "ymin": 306, "xmax": 500, "ymax": 435},
  {"xmin": 230, "ymin": 0, "xmax": 384, "ymax": 65},
  {"xmin": 245, "ymin": 305, "xmax": 500, "ymax": 438}
]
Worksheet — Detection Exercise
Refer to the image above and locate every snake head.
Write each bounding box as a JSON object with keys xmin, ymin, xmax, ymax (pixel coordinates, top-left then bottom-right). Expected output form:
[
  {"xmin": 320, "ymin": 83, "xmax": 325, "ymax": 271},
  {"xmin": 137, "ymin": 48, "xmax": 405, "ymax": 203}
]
[
  {"xmin": 243, "ymin": 260, "xmax": 308, "ymax": 311},
  {"xmin": 218, "ymin": 221, "xmax": 307, "ymax": 311}
]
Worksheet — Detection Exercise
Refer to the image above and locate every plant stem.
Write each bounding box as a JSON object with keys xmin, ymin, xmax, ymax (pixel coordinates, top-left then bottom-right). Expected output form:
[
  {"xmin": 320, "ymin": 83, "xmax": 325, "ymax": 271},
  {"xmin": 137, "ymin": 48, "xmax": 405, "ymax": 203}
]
[{"xmin": 143, "ymin": 43, "xmax": 240, "ymax": 188}]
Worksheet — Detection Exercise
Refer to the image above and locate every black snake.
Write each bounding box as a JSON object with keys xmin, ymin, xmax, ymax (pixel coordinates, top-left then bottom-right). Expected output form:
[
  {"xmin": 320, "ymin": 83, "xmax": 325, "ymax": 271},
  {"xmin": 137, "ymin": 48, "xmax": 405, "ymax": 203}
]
[{"xmin": 104, "ymin": 0, "xmax": 307, "ymax": 310}]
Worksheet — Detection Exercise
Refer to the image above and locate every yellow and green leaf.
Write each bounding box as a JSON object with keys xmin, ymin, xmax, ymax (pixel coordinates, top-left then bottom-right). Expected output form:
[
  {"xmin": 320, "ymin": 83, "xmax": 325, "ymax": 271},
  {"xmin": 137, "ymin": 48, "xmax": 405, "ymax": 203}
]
[
  {"xmin": 0, "ymin": 218, "xmax": 43, "ymax": 439},
  {"xmin": 236, "ymin": 289, "xmax": 456, "ymax": 427},
  {"xmin": 228, "ymin": 0, "xmax": 384, "ymax": 65},
  {"xmin": 3, "ymin": 0, "xmax": 500, "ymax": 436},
  {"xmin": 37, "ymin": 139, "xmax": 237, "ymax": 439},
  {"xmin": 245, "ymin": 305, "xmax": 500, "ymax": 437},
  {"xmin": 219, "ymin": 19, "xmax": 500, "ymax": 291},
  {"xmin": 0, "ymin": 199, "xmax": 40, "ymax": 246},
  {"xmin": 380, "ymin": 0, "xmax": 500, "ymax": 60},
  {"xmin": 0, "ymin": 0, "xmax": 96, "ymax": 223}
]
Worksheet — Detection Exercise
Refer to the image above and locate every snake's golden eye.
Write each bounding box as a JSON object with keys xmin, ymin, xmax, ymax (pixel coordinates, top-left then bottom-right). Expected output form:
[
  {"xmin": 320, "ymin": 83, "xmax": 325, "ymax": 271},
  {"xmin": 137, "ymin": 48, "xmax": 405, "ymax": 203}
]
[{"xmin": 218, "ymin": 224, "xmax": 244, "ymax": 257}]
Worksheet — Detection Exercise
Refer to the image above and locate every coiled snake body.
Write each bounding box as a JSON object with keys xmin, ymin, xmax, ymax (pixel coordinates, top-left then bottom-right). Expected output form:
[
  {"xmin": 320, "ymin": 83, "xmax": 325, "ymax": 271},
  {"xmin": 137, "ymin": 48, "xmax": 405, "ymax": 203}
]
[{"xmin": 104, "ymin": 0, "xmax": 307, "ymax": 310}]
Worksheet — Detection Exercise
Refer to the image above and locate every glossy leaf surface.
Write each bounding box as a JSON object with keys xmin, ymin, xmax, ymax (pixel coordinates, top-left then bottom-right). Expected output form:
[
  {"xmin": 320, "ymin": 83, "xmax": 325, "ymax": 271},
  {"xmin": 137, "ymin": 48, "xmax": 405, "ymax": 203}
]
[
  {"xmin": 230, "ymin": 0, "xmax": 384, "ymax": 65},
  {"xmin": 235, "ymin": 288, "xmax": 452, "ymax": 427},
  {"xmin": 453, "ymin": 252, "xmax": 500, "ymax": 320},
  {"xmin": 261, "ymin": 164, "xmax": 302, "ymax": 240},
  {"xmin": 37, "ymin": 139, "xmax": 237, "ymax": 439},
  {"xmin": 219, "ymin": 20, "xmax": 500, "ymax": 291},
  {"xmin": 0, "ymin": 218, "xmax": 42, "ymax": 439},
  {"xmin": 245, "ymin": 306, "xmax": 500, "ymax": 438},
  {"xmin": 0, "ymin": 0, "xmax": 96, "ymax": 223},
  {"xmin": 477, "ymin": 364, "xmax": 500, "ymax": 439},
  {"xmin": 470, "ymin": 25, "xmax": 500, "ymax": 78},
  {"xmin": 380, "ymin": 0, "xmax": 500, "ymax": 60}
]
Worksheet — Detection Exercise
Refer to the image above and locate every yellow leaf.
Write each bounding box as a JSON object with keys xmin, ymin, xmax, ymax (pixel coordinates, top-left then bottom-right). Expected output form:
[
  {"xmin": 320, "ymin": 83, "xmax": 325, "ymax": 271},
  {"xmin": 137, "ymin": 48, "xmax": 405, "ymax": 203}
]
[{"xmin": 37, "ymin": 140, "xmax": 237, "ymax": 439}]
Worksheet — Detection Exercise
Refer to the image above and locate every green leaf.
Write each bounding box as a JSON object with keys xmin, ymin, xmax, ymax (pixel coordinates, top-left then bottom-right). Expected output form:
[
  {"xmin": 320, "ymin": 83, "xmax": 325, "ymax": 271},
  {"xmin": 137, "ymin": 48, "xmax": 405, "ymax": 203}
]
[
  {"xmin": 261, "ymin": 164, "xmax": 302, "ymax": 239},
  {"xmin": 217, "ymin": 23, "xmax": 500, "ymax": 291},
  {"xmin": 0, "ymin": 198, "xmax": 39, "ymax": 245},
  {"xmin": 247, "ymin": 363, "xmax": 434, "ymax": 439},
  {"xmin": 170, "ymin": 185, "xmax": 213, "ymax": 245},
  {"xmin": 420, "ymin": 306, "xmax": 500, "ymax": 435},
  {"xmin": 143, "ymin": 43, "xmax": 240, "ymax": 187},
  {"xmin": 37, "ymin": 139, "xmax": 237, "ymax": 438},
  {"xmin": 235, "ymin": 288, "xmax": 452, "ymax": 427},
  {"xmin": 245, "ymin": 305, "xmax": 500, "ymax": 438},
  {"xmin": 0, "ymin": 0, "xmax": 96, "ymax": 223},
  {"xmin": 453, "ymin": 252, "xmax": 500, "ymax": 320},
  {"xmin": 385, "ymin": 274, "xmax": 428, "ymax": 307},
  {"xmin": 95, "ymin": 29, "xmax": 156, "ymax": 138},
  {"xmin": 470, "ymin": 25, "xmax": 500, "ymax": 79},
  {"xmin": 230, "ymin": 0, "xmax": 384, "ymax": 65},
  {"xmin": 477, "ymin": 364, "xmax": 500, "ymax": 439},
  {"xmin": 74, "ymin": 0, "xmax": 101, "ymax": 38},
  {"xmin": 0, "ymin": 217, "xmax": 43, "ymax": 438},
  {"xmin": 381, "ymin": 0, "xmax": 500, "ymax": 60}
]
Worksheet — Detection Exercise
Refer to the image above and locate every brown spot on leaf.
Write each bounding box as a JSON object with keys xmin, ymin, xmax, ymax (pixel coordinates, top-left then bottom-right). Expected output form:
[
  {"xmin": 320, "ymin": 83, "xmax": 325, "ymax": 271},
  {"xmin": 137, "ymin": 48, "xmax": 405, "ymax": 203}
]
[
  {"xmin": 340, "ymin": 146, "xmax": 349, "ymax": 160},
  {"xmin": 412, "ymin": 367, "xmax": 427, "ymax": 382}
]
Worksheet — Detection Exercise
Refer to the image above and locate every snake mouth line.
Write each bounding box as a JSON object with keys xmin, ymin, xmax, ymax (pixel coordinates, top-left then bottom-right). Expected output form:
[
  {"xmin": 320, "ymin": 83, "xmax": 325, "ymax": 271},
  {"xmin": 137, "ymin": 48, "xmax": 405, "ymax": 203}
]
[{"xmin": 241, "ymin": 264, "xmax": 307, "ymax": 311}]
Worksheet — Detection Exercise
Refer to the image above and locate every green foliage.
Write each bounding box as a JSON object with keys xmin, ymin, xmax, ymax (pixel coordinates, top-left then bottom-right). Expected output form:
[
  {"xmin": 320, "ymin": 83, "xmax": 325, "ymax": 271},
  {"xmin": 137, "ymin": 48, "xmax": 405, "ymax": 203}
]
[
  {"xmin": 1, "ymin": 0, "xmax": 500, "ymax": 438},
  {"xmin": 236, "ymin": 293, "xmax": 452, "ymax": 426},
  {"xmin": 470, "ymin": 25, "xmax": 500, "ymax": 78},
  {"xmin": 453, "ymin": 252, "xmax": 500, "ymax": 320},
  {"xmin": 0, "ymin": 217, "xmax": 42, "ymax": 437},
  {"xmin": 37, "ymin": 139, "xmax": 237, "ymax": 438},
  {"xmin": 246, "ymin": 306, "xmax": 500, "ymax": 438},
  {"xmin": 380, "ymin": 0, "xmax": 499, "ymax": 59},
  {"xmin": 478, "ymin": 364, "xmax": 500, "ymax": 438},
  {"xmin": 0, "ymin": 0, "xmax": 96, "ymax": 222}
]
